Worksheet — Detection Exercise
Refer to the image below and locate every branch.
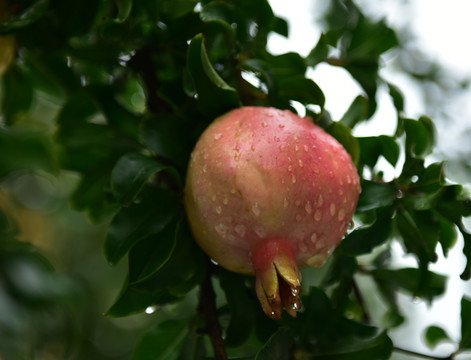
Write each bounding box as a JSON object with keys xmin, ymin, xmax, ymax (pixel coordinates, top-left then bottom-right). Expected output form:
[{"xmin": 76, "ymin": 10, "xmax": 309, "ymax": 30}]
[
  {"xmin": 351, "ymin": 278, "xmax": 371, "ymax": 324},
  {"xmin": 197, "ymin": 263, "xmax": 227, "ymax": 360}
]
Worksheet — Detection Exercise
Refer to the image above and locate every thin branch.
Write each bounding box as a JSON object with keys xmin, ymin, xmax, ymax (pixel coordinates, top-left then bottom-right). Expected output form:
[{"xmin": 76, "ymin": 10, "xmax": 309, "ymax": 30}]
[
  {"xmin": 394, "ymin": 347, "xmax": 454, "ymax": 360},
  {"xmin": 197, "ymin": 263, "xmax": 227, "ymax": 360}
]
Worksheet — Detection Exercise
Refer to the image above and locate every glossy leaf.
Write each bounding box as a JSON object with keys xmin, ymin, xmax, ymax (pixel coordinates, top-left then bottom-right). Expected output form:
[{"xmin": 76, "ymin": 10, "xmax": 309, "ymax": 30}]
[
  {"xmin": 356, "ymin": 181, "xmax": 396, "ymax": 212},
  {"xmin": 133, "ymin": 319, "xmax": 190, "ymax": 360},
  {"xmin": 424, "ymin": 326, "xmax": 451, "ymax": 349},
  {"xmin": 110, "ymin": 152, "xmax": 180, "ymax": 205},
  {"xmin": 404, "ymin": 116, "xmax": 435, "ymax": 157},
  {"xmin": 255, "ymin": 327, "xmax": 293, "ymax": 360},
  {"xmin": 113, "ymin": 0, "xmax": 133, "ymax": 23},
  {"xmin": 340, "ymin": 208, "xmax": 392, "ymax": 256},
  {"xmin": 105, "ymin": 187, "xmax": 180, "ymax": 265},
  {"xmin": 358, "ymin": 135, "xmax": 400, "ymax": 168},
  {"xmin": 370, "ymin": 268, "xmax": 446, "ymax": 303},
  {"xmin": 306, "ymin": 33, "xmax": 329, "ymax": 67},
  {"xmin": 186, "ymin": 33, "xmax": 240, "ymax": 116}
]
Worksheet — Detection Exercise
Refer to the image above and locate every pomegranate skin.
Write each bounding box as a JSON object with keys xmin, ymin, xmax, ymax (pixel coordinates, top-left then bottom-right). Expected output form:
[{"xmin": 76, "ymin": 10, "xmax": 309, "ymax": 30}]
[{"xmin": 184, "ymin": 106, "xmax": 361, "ymax": 318}]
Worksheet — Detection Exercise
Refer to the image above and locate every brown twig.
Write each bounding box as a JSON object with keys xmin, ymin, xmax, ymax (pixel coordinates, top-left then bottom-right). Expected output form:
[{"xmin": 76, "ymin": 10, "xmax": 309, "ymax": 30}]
[{"xmin": 198, "ymin": 263, "xmax": 228, "ymax": 360}]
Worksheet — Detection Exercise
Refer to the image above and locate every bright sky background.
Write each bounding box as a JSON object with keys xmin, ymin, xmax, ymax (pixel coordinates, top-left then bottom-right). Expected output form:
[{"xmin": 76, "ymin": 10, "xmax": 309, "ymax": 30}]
[{"xmin": 267, "ymin": 1, "xmax": 471, "ymax": 357}]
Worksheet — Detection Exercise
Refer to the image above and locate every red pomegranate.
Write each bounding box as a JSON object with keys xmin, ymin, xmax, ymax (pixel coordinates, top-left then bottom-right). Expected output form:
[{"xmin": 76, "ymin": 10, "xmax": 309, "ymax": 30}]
[{"xmin": 184, "ymin": 106, "xmax": 361, "ymax": 319}]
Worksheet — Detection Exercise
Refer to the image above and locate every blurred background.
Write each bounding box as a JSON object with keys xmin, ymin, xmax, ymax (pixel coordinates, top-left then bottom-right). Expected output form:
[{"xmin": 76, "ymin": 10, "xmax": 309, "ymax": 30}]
[{"xmin": 1, "ymin": 0, "xmax": 470, "ymax": 359}]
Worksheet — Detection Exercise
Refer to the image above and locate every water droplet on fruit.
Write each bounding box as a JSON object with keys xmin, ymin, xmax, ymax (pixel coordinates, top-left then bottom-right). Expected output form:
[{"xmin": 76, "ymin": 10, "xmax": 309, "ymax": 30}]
[
  {"xmin": 298, "ymin": 159, "xmax": 303, "ymax": 167},
  {"xmin": 330, "ymin": 203, "xmax": 336, "ymax": 216},
  {"xmin": 215, "ymin": 206, "xmax": 222, "ymax": 214},
  {"xmin": 251, "ymin": 145, "xmax": 255, "ymax": 152},
  {"xmin": 296, "ymin": 214, "xmax": 302, "ymax": 222},
  {"xmin": 211, "ymin": 258, "xmax": 219, "ymax": 265},
  {"xmin": 314, "ymin": 209, "xmax": 322, "ymax": 221},
  {"xmin": 223, "ymin": 197, "xmax": 228, "ymax": 205},
  {"xmin": 274, "ymin": 136, "xmax": 280, "ymax": 142},
  {"xmin": 318, "ymin": 194, "xmax": 324, "ymax": 206},
  {"xmin": 310, "ymin": 233, "xmax": 317, "ymax": 243},
  {"xmin": 338, "ymin": 208, "xmax": 345, "ymax": 221},
  {"xmin": 291, "ymin": 174, "xmax": 296, "ymax": 184},
  {"xmin": 279, "ymin": 145, "xmax": 286, "ymax": 152},
  {"xmin": 295, "ymin": 145, "xmax": 299, "ymax": 152},
  {"xmin": 278, "ymin": 123, "xmax": 285, "ymax": 129},
  {"xmin": 214, "ymin": 133, "xmax": 222, "ymax": 140},
  {"xmin": 295, "ymin": 199, "xmax": 301, "ymax": 207},
  {"xmin": 234, "ymin": 224, "xmax": 246, "ymax": 237},
  {"xmin": 211, "ymin": 195, "xmax": 217, "ymax": 202},
  {"xmin": 252, "ymin": 203, "xmax": 260, "ymax": 216},
  {"xmin": 215, "ymin": 223, "xmax": 227, "ymax": 236},
  {"xmin": 261, "ymin": 121, "xmax": 267, "ymax": 127},
  {"xmin": 284, "ymin": 198, "xmax": 289, "ymax": 208},
  {"xmin": 303, "ymin": 145, "xmax": 309, "ymax": 152},
  {"xmin": 305, "ymin": 201, "xmax": 312, "ymax": 214},
  {"xmin": 288, "ymin": 165, "xmax": 292, "ymax": 172},
  {"xmin": 202, "ymin": 164, "xmax": 207, "ymax": 173},
  {"xmin": 230, "ymin": 187, "xmax": 236, "ymax": 194},
  {"xmin": 254, "ymin": 226, "xmax": 266, "ymax": 238},
  {"xmin": 292, "ymin": 302, "xmax": 299, "ymax": 310}
]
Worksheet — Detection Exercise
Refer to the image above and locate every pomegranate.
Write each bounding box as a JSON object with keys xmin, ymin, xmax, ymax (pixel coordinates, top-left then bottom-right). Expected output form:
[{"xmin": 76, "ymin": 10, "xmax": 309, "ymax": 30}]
[{"xmin": 184, "ymin": 106, "xmax": 361, "ymax": 319}]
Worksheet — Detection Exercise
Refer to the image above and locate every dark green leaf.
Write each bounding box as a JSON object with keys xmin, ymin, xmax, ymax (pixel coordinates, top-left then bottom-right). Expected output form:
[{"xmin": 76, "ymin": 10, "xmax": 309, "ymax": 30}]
[
  {"xmin": 340, "ymin": 207, "xmax": 392, "ymax": 256},
  {"xmin": 219, "ymin": 270, "xmax": 254, "ymax": 347},
  {"xmin": 110, "ymin": 152, "xmax": 180, "ymax": 205},
  {"xmin": 255, "ymin": 327, "xmax": 293, "ymax": 360},
  {"xmin": 0, "ymin": 128, "xmax": 56, "ymax": 177},
  {"xmin": 324, "ymin": 121, "xmax": 359, "ymax": 165},
  {"xmin": 404, "ymin": 117, "xmax": 435, "ymax": 157},
  {"xmin": 133, "ymin": 319, "xmax": 190, "ymax": 360},
  {"xmin": 340, "ymin": 95, "xmax": 369, "ymax": 129},
  {"xmin": 277, "ymin": 76, "xmax": 325, "ymax": 108},
  {"xmin": 1, "ymin": 65, "xmax": 34, "ymax": 125},
  {"xmin": 105, "ymin": 187, "xmax": 180, "ymax": 265},
  {"xmin": 395, "ymin": 208, "xmax": 440, "ymax": 267},
  {"xmin": 306, "ymin": 33, "xmax": 330, "ymax": 67},
  {"xmin": 370, "ymin": 268, "xmax": 446, "ymax": 303},
  {"xmin": 460, "ymin": 297, "xmax": 471, "ymax": 350},
  {"xmin": 0, "ymin": 0, "xmax": 49, "ymax": 34},
  {"xmin": 140, "ymin": 115, "xmax": 193, "ymax": 171},
  {"xmin": 313, "ymin": 330, "xmax": 393, "ymax": 360},
  {"xmin": 387, "ymin": 82, "xmax": 405, "ymax": 114},
  {"xmin": 113, "ymin": 0, "xmax": 133, "ymax": 23},
  {"xmin": 356, "ymin": 181, "xmax": 396, "ymax": 212},
  {"xmin": 424, "ymin": 326, "xmax": 451, "ymax": 349},
  {"xmin": 358, "ymin": 135, "xmax": 400, "ymax": 168},
  {"xmin": 186, "ymin": 33, "xmax": 240, "ymax": 117}
]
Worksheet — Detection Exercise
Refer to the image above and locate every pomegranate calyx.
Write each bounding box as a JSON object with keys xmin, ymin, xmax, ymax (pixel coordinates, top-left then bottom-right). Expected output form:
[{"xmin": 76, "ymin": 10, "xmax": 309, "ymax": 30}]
[{"xmin": 252, "ymin": 239, "xmax": 302, "ymax": 320}]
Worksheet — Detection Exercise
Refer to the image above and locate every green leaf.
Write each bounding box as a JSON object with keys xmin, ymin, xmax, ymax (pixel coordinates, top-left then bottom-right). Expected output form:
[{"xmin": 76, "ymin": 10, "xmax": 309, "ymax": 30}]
[
  {"xmin": 113, "ymin": 0, "xmax": 133, "ymax": 23},
  {"xmin": 306, "ymin": 33, "xmax": 330, "ymax": 67},
  {"xmin": 356, "ymin": 181, "xmax": 396, "ymax": 212},
  {"xmin": 133, "ymin": 319, "xmax": 190, "ymax": 360},
  {"xmin": 278, "ymin": 76, "xmax": 325, "ymax": 108},
  {"xmin": 0, "ymin": 128, "xmax": 56, "ymax": 177},
  {"xmin": 219, "ymin": 270, "xmax": 254, "ymax": 347},
  {"xmin": 387, "ymin": 82, "xmax": 405, "ymax": 114},
  {"xmin": 140, "ymin": 115, "xmax": 193, "ymax": 171},
  {"xmin": 340, "ymin": 95, "xmax": 369, "ymax": 129},
  {"xmin": 1, "ymin": 65, "xmax": 34, "ymax": 125},
  {"xmin": 105, "ymin": 187, "xmax": 180, "ymax": 265},
  {"xmin": 324, "ymin": 121, "xmax": 359, "ymax": 165},
  {"xmin": 371, "ymin": 268, "xmax": 446, "ymax": 303},
  {"xmin": 255, "ymin": 327, "xmax": 293, "ymax": 360},
  {"xmin": 340, "ymin": 208, "xmax": 392, "ymax": 256},
  {"xmin": 186, "ymin": 33, "xmax": 240, "ymax": 117},
  {"xmin": 404, "ymin": 116, "xmax": 435, "ymax": 157},
  {"xmin": 0, "ymin": 0, "xmax": 49, "ymax": 35},
  {"xmin": 424, "ymin": 326, "xmax": 451, "ymax": 349},
  {"xmin": 395, "ymin": 208, "xmax": 440, "ymax": 267},
  {"xmin": 358, "ymin": 135, "xmax": 400, "ymax": 168},
  {"xmin": 460, "ymin": 297, "xmax": 471, "ymax": 350},
  {"xmin": 110, "ymin": 152, "xmax": 180, "ymax": 205},
  {"xmin": 313, "ymin": 331, "xmax": 393, "ymax": 360}
]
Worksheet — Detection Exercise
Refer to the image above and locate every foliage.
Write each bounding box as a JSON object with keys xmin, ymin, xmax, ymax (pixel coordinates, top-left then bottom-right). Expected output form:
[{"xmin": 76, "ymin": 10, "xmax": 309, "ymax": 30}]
[{"xmin": 1, "ymin": 0, "xmax": 470, "ymax": 359}]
